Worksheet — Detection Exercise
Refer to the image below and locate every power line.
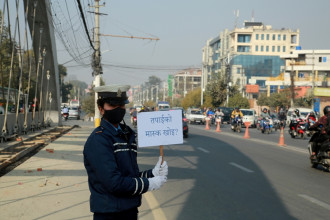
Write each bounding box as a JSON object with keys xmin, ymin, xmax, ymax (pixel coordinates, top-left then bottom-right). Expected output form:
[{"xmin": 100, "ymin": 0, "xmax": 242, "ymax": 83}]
[{"xmin": 75, "ymin": 0, "xmax": 95, "ymax": 51}]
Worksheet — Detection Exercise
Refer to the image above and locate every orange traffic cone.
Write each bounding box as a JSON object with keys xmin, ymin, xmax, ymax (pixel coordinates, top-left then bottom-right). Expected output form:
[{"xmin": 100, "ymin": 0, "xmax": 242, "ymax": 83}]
[
  {"xmin": 205, "ymin": 118, "xmax": 210, "ymax": 130},
  {"xmin": 243, "ymin": 122, "xmax": 251, "ymax": 139},
  {"xmin": 216, "ymin": 120, "xmax": 221, "ymax": 132},
  {"xmin": 278, "ymin": 127, "xmax": 286, "ymax": 146}
]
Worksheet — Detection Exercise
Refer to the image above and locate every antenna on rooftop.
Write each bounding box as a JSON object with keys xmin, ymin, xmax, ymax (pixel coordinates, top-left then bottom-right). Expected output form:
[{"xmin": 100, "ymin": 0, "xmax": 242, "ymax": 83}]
[{"xmin": 251, "ymin": 10, "xmax": 255, "ymax": 22}]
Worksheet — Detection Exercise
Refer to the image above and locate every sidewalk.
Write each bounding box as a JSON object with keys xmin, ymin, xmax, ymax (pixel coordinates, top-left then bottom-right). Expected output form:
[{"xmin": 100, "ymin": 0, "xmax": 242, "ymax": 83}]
[{"xmin": 0, "ymin": 124, "xmax": 94, "ymax": 220}]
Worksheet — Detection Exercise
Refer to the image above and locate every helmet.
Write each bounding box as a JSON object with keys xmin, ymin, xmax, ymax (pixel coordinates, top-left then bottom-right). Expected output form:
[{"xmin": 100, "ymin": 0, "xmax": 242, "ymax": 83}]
[
  {"xmin": 235, "ymin": 106, "xmax": 239, "ymax": 110},
  {"xmin": 294, "ymin": 109, "xmax": 300, "ymax": 115},
  {"xmin": 324, "ymin": 105, "xmax": 330, "ymax": 115},
  {"xmin": 310, "ymin": 111, "xmax": 314, "ymax": 115},
  {"xmin": 263, "ymin": 108, "xmax": 267, "ymax": 112}
]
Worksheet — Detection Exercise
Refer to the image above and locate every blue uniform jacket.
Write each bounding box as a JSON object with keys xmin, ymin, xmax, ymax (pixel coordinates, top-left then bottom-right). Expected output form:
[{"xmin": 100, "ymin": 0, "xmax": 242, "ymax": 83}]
[{"xmin": 83, "ymin": 118, "xmax": 153, "ymax": 213}]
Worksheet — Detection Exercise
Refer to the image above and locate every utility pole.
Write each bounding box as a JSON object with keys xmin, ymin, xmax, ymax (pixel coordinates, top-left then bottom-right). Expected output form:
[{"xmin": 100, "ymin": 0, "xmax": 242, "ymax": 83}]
[
  {"xmin": 201, "ymin": 64, "xmax": 204, "ymax": 106},
  {"xmin": 312, "ymin": 50, "xmax": 315, "ymax": 111},
  {"xmin": 91, "ymin": 0, "xmax": 104, "ymax": 128},
  {"xmin": 290, "ymin": 58, "xmax": 295, "ymax": 107}
]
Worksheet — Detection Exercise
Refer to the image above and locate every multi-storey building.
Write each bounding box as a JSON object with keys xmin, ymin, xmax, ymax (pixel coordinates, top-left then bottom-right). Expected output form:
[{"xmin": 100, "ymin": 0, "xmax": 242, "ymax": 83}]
[
  {"xmin": 172, "ymin": 68, "xmax": 202, "ymax": 98},
  {"xmin": 202, "ymin": 21, "xmax": 300, "ymax": 96}
]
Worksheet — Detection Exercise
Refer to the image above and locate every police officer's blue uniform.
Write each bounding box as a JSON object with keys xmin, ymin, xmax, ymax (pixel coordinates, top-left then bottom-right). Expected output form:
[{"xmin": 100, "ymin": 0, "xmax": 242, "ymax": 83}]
[{"xmin": 84, "ymin": 118, "xmax": 154, "ymax": 215}]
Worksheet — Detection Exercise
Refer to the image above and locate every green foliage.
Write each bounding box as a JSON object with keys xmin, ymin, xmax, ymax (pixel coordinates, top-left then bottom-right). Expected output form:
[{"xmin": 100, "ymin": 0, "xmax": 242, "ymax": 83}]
[
  {"xmin": 228, "ymin": 93, "xmax": 250, "ymax": 108},
  {"xmin": 81, "ymin": 94, "xmax": 95, "ymax": 117},
  {"xmin": 294, "ymin": 94, "xmax": 313, "ymax": 108},
  {"xmin": 181, "ymin": 88, "xmax": 201, "ymax": 109},
  {"xmin": 257, "ymin": 91, "xmax": 291, "ymax": 108},
  {"xmin": 257, "ymin": 93, "xmax": 269, "ymax": 106}
]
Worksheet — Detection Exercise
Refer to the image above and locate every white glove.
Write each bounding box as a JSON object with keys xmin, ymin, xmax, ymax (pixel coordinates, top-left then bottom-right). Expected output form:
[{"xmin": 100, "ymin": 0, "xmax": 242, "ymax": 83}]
[
  {"xmin": 152, "ymin": 156, "xmax": 168, "ymax": 177},
  {"xmin": 148, "ymin": 175, "xmax": 167, "ymax": 191}
]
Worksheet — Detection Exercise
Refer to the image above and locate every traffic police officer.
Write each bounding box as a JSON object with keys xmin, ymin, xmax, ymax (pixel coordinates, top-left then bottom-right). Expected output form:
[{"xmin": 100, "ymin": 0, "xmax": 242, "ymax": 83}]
[{"xmin": 84, "ymin": 85, "xmax": 168, "ymax": 220}]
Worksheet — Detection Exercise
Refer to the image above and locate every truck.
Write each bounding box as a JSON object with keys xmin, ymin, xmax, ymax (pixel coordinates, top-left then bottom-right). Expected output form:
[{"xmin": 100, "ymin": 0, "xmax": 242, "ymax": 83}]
[{"xmin": 157, "ymin": 101, "xmax": 170, "ymax": 110}]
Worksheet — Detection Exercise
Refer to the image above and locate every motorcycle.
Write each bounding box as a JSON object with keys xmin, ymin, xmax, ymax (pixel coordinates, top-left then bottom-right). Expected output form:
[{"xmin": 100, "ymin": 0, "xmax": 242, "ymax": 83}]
[
  {"xmin": 289, "ymin": 118, "xmax": 306, "ymax": 139},
  {"xmin": 207, "ymin": 114, "xmax": 215, "ymax": 126},
  {"xmin": 306, "ymin": 117, "xmax": 316, "ymax": 137},
  {"xmin": 260, "ymin": 118, "xmax": 271, "ymax": 134},
  {"xmin": 133, "ymin": 116, "xmax": 137, "ymax": 128},
  {"xmin": 232, "ymin": 116, "xmax": 243, "ymax": 133},
  {"xmin": 256, "ymin": 117, "xmax": 262, "ymax": 130},
  {"xmin": 62, "ymin": 112, "xmax": 69, "ymax": 121},
  {"xmin": 308, "ymin": 125, "xmax": 330, "ymax": 171}
]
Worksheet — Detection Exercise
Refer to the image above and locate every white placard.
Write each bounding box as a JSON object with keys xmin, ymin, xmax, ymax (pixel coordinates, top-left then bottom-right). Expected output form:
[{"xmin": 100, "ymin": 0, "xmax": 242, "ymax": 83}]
[{"xmin": 137, "ymin": 110, "xmax": 183, "ymax": 147}]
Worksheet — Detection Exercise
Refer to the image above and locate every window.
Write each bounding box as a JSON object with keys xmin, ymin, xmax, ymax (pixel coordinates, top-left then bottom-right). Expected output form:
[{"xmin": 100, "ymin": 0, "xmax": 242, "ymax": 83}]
[
  {"xmin": 261, "ymin": 34, "xmax": 264, "ymax": 40},
  {"xmin": 237, "ymin": 46, "xmax": 250, "ymax": 52},
  {"xmin": 278, "ymin": 34, "xmax": 281, "ymax": 40},
  {"xmin": 256, "ymin": 34, "xmax": 259, "ymax": 40},
  {"xmin": 319, "ymin": 57, "xmax": 322, "ymax": 62},
  {"xmin": 266, "ymin": 34, "xmax": 269, "ymax": 40},
  {"xmin": 261, "ymin": 46, "xmax": 264, "ymax": 52},
  {"xmin": 237, "ymin": 68, "xmax": 241, "ymax": 74},
  {"xmin": 266, "ymin": 46, "xmax": 269, "ymax": 52},
  {"xmin": 277, "ymin": 46, "xmax": 281, "ymax": 52},
  {"xmin": 272, "ymin": 46, "xmax": 275, "ymax": 52},
  {"xmin": 283, "ymin": 35, "xmax": 286, "ymax": 41},
  {"xmin": 283, "ymin": 46, "xmax": 286, "ymax": 52},
  {"xmin": 272, "ymin": 34, "xmax": 276, "ymax": 40},
  {"xmin": 238, "ymin": 34, "xmax": 251, "ymax": 43},
  {"xmin": 255, "ymin": 45, "xmax": 259, "ymax": 52}
]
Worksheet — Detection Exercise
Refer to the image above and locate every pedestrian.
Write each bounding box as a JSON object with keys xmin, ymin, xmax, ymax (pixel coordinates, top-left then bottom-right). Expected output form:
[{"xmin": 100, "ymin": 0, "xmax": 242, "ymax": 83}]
[{"xmin": 83, "ymin": 85, "xmax": 168, "ymax": 220}]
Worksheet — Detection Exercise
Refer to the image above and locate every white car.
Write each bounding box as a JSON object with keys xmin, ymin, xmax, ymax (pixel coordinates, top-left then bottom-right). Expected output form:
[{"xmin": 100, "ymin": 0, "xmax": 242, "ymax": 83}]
[
  {"xmin": 241, "ymin": 109, "xmax": 257, "ymax": 128},
  {"xmin": 185, "ymin": 108, "xmax": 206, "ymax": 124}
]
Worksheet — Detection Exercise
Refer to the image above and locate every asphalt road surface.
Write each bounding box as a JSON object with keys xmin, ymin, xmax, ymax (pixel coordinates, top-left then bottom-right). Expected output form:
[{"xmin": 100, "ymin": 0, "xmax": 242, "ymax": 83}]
[{"xmin": 63, "ymin": 114, "xmax": 330, "ymax": 220}]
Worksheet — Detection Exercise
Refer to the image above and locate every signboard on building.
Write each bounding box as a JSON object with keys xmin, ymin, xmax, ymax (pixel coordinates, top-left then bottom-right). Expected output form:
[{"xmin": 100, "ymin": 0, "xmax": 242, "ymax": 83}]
[
  {"xmin": 246, "ymin": 84, "xmax": 259, "ymax": 93},
  {"xmin": 314, "ymin": 87, "xmax": 330, "ymax": 97}
]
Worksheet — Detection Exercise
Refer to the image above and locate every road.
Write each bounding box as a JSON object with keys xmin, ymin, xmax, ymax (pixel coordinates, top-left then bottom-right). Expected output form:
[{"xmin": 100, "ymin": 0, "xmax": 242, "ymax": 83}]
[{"xmin": 63, "ymin": 114, "xmax": 330, "ymax": 220}]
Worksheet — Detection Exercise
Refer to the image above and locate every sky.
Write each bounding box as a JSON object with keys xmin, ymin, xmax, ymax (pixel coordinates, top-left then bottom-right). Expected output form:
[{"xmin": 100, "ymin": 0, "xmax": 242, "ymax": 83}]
[{"xmin": 7, "ymin": 0, "xmax": 330, "ymax": 87}]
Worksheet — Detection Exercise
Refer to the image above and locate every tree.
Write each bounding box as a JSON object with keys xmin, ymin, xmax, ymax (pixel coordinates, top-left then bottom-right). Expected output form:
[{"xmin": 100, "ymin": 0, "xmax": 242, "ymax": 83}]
[
  {"xmin": 228, "ymin": 93, "xmax": 250, "ymax": 108},
  {"xmin": 257, "ymin": 93, "xmax": 269, "ymax": 106},
  {"xmin": 181, "ymin": 88, "xmax": 201, "ymax": 109},
  {"xmin": 205, "ymin": 73, "xmax": 239, "ymax": 107}
]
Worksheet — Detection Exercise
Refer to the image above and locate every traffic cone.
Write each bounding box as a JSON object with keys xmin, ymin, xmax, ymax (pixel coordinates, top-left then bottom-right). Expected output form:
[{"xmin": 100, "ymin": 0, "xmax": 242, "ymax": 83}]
[
  {"xmin": 216, "ymin": 120, "xmax": 221, "ymax": 132},
  {"xmin": 205, "ymin": 118, "xmax": 210, "ymax": 130},
  {"xmin": 243, "ymin": 122, "xmax": 250, "ymax": 139},
  {"xmin": 278, "ymin": 127, "xmax": 286, "ymax": 146}
]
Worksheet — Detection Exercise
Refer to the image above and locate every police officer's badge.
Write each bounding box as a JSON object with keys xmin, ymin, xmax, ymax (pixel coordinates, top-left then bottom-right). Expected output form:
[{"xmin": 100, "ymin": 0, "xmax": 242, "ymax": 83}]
[{"xmin": 117, "ymin": 89, "xmax": 122, "ymax": 97}]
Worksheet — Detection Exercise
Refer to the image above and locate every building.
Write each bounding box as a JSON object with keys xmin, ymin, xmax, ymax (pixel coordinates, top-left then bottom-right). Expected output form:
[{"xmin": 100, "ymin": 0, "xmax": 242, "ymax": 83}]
[
  {"xmin": 171, "ymin": 68, "xmax": 202, "ymax": 98},
  {"xmin": 202, "ymin": 21, "xmax": 300, "ymax": 96}
]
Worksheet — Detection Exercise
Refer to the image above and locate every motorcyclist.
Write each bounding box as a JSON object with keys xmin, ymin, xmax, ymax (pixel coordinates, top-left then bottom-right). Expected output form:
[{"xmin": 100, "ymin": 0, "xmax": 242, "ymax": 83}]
[
  {"xmin": 206, "ymin": 108, "xmax": 215, "ymax": 124},
  {"xmin": 259, "ymin": 108, "xmax": 270, "ymax": 130},
  {"xmin": 278, "ymin": 108, "xmax": 287, "ymax": 128},
  {"xmin": 308, "ymin": 106, "xmax": 330, "ymax": 159},
  {"xmin": 231, "ymin": 107, "xmax": 243, "ymax": 128},
  {"xmin": 62, "ymin": 105, "xmax": 69, "ymax": 120},
  {"xmin": 289, "ymin": 109, "xmax": 304, "ymax": 136},
  {"xmin": 306, "ymin": 111, "xmax": 317, "ymax": 130}
]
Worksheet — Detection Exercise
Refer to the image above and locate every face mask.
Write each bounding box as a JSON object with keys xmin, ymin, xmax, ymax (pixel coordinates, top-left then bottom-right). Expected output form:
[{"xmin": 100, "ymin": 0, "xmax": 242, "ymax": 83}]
[{"xmin": 103, "ymin": 107, "xmax": 126, "ymax": 124}]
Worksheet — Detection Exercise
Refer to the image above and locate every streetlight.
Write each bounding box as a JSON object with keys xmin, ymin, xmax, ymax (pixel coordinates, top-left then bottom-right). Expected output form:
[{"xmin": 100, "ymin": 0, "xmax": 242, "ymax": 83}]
[{"xmin": 226, "ymin": 82, "xmax": 232, "ymax": 107}]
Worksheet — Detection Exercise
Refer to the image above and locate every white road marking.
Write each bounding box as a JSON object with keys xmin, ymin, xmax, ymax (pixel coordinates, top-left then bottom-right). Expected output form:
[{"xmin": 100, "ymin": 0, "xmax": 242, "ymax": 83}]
[
  {"xmin": 229, "ymin": 162, "xmax": 254, "ymax": 173},
  {"xmin": 298, "ymin": 194, "xmax": 330, "ymax": 211},
  {"xmin": 144, "ymin": 192, "xmax": 167, "ymax": 220},
  {"xmin": 197, "ymin": 147, "xmax": 210, "ymax": 153},
  {"xmin": 192, "ymin": 125, "xmax": 308, "ymax": 155}
]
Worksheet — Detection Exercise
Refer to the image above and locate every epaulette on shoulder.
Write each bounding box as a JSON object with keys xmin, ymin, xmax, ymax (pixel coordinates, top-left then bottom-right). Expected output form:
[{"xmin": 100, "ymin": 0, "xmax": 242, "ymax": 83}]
[{"xmin": 95, "ymin": 126, "xmax": 104, "ymax": 134}]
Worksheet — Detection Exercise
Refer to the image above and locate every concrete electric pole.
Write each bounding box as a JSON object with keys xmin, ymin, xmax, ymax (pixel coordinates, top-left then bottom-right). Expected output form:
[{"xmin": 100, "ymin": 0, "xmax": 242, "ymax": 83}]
[{"xmin": 92, "ymin": 0, "xmax": 103, "ymax": 128}]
